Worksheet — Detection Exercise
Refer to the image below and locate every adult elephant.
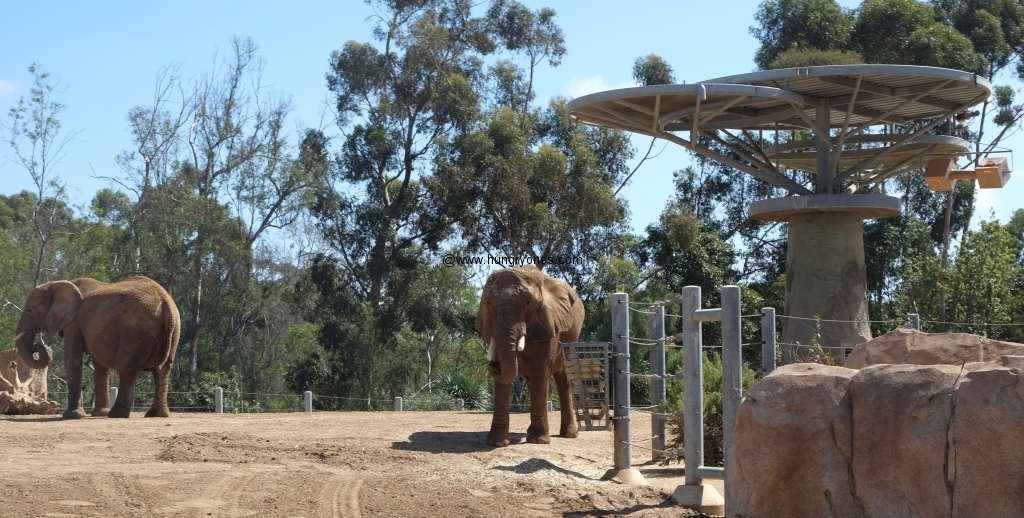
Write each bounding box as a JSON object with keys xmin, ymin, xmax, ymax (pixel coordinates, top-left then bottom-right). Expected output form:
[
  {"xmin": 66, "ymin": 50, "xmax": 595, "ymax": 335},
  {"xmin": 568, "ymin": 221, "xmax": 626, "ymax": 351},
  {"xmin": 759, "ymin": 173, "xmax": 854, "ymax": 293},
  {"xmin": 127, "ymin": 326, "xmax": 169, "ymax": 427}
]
[
  {"xmin": 475, "ymin": 265, "xmax": 584, "ymax": 447},
  {"xmin": 13, "ymin": 276, "xmax": 181, "ymax": 418}
]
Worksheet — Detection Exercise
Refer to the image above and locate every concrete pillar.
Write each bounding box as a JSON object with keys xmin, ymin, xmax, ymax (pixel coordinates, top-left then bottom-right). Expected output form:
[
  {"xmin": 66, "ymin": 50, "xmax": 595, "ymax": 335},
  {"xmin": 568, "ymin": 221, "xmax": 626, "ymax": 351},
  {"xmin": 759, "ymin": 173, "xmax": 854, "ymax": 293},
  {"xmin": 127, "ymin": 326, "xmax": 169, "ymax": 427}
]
[
  {"xmin": 909, "ymin": 313, "xmax": 920, "ymax": 331},
  {"xmin": 762, "ymin": 307, "xmax": 777, "ymax": 371},
  {"xmin": 456, "ymin": 398, "xmax": 464, "ymax": 411},
  {"xmin": 109, "ymin": 387, "xmax": 118, "ymax": 407},
  {"xmin": 394, "ymin": 397, "xmax": 402, "ymax": 411},
  {"xmin": 681, "ymin": 286, "xmax": 704, "ymax": 486},
  {"xmin": 603, "ymin": 293, "xmax": 646, "ymax": 485},
  {"xmin": 720, "ymin": 286, "xmax": 741, "ymax": 502},
  {"xmin": 304, "ymin": 391, "xmax": 312, "ymax": 412},
  {"xmin": 649, "ymin": 304, "xmax": 667, "ymax": 461},
  {"xmin": 215, "ymin": 387, "xmax": 223, "ymax": 413},
  {"xmin": 782, "ymin": 212, "xmax": 871, "ymax": 360},
  {"xmin": 546, "ymin": 400, "xmax": 553, "ymax": 412}
]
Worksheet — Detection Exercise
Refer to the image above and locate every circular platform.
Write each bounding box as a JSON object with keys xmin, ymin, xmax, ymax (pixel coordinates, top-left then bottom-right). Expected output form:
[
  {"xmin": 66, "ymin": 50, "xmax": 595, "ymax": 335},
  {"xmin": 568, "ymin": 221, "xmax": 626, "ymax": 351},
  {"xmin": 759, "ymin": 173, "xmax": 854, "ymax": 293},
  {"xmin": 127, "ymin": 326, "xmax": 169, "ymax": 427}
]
[
  {"xmin": 748, "ymin": 194, "xmax": 901, "ymax": 222},
  {"xmin": 566, "ymin": 65, "xmax": 990, "ymax": 133},
  {"xmin": 565, "ymin": 65, "xmax": 991, "ymax": 196},
  {"xmin": 761, "ymin": 134, "xmax": 970, "ymax": 178}
]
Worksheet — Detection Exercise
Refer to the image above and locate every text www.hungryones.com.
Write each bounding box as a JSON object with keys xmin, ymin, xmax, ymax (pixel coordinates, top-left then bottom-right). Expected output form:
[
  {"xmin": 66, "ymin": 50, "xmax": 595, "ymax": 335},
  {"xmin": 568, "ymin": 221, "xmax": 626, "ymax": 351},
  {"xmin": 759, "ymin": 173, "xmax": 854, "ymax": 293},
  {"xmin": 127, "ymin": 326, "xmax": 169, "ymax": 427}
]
[{"xmin": 442, "ymin": 253, "xmax": 585, "ymax": 267}]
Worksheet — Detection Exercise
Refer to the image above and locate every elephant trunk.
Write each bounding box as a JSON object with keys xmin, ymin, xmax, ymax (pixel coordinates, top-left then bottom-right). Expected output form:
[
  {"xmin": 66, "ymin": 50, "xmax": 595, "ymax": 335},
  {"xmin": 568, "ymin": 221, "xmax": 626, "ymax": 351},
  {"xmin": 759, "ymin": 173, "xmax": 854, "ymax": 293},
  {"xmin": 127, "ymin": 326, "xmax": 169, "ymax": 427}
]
[
  {"xmin": 13, "ymin": 312, "xmax": 51, "ymax": 370},
  {"xmin": 490, "ymin": 317, "xmax": 525, "ymax": 385}
]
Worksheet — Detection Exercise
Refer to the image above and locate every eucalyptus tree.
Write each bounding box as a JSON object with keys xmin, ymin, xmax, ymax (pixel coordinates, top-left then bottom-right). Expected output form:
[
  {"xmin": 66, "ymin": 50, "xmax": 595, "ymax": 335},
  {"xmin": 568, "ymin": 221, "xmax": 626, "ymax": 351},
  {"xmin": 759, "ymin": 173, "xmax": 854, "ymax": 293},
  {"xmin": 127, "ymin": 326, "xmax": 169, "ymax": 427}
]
[
  {"xmin": 751, "ymin": 0, "xmax": 854, "ymax": 70},
  {"xmin": 298, "ymin": 0, "xmax": 503, "ymax": 399},
  {"xmin": 1, "ymin": 64, "xmax": 79, "ymax": 286}
]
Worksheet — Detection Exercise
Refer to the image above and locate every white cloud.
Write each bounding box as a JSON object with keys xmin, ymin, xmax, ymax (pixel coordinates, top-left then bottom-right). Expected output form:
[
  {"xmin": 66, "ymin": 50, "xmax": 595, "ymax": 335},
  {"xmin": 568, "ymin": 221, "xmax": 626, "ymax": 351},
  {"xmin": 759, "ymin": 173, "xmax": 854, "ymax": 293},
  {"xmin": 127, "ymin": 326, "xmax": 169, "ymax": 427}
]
[
  {"xmin": 562, "ymin": 75, "xmax": 634, "ymax": 100},
  {"xmin": 0, "ymin": 79, "xmax": 17, "ymax": 97}
]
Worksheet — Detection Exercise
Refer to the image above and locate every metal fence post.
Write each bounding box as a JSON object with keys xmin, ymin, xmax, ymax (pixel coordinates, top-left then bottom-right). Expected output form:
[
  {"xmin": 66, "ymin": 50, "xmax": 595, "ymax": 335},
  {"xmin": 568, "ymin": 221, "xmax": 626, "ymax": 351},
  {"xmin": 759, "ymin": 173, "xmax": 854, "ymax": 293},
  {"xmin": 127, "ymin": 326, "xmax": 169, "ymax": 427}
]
[
  {"xmin": 721, "ymin": 286, "xmax": 742, "ymax": 500},
  {"xmin": 649, "ymin": 304, "xmax": 667, "ymax": 461},
  {"xmin": 215, "ymin": 387, "xmax": 223, "ymax": 413},
  {"xmin": 681, "ymin": 286, "xmax": 704, "ymax": 486},
  {"xmin": 603, "ymin": 293, "xmax": 646, "ymax": 485},
  {"xmin": 304, "ymin": 391, "xmax": 313, "ymax": 412},
  {"xmin": 394, "ymin": 397, "xmax": 402, "ymax": 411},
  {"xmin": 762, "ymin": 307, "xmax": 776, "ymax": 372},
  {"xmin": 909, "ymin": 313, "xmax": 920, "ymax": 331}
]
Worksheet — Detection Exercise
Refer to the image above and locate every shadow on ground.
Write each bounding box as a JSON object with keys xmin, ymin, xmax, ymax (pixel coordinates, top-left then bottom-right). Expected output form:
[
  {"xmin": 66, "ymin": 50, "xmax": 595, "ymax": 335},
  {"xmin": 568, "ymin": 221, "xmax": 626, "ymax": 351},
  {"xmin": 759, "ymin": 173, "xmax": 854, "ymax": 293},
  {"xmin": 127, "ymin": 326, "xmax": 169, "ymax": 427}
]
[
  {"xmin": 493, "ymin": 457, "xmax": 598, "ymax": 480},
  {"xmin": 391, "ymin": 430, "xmax": 526, "ymax": 453}
]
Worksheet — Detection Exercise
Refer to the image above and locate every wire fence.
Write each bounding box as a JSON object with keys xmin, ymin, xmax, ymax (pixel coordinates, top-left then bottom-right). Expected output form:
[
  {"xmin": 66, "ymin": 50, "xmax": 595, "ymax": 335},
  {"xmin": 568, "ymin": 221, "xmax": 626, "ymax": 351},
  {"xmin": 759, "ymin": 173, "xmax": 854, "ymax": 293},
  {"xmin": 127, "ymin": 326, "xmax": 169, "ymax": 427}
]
[{"xmin": 41, "ymin": 390, "xmax": 473, "ymax": 414}]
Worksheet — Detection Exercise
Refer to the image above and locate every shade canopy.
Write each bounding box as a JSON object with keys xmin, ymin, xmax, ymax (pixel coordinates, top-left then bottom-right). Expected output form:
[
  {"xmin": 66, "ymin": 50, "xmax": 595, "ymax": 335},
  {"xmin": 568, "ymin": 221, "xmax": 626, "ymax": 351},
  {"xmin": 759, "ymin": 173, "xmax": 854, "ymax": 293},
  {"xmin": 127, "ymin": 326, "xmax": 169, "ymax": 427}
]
[{"xmin": 565, "ymin": 65, "xmax": 992, "ymax": 195}]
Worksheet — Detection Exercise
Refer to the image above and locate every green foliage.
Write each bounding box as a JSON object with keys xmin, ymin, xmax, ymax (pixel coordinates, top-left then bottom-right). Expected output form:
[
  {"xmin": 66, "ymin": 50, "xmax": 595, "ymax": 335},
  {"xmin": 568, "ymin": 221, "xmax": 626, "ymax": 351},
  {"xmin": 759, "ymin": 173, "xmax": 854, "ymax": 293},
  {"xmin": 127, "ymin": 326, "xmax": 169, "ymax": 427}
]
[
  {"xmin": 660, "ymin": 352, "xmax": 762, "ymax": 467},
  {"xmin": 433, "ymin": 370, "xmax": 493, "ymax": 410},
  {"xmin": 632, "ymin": 54, "xmax": 676, "ymax": 86},
  {"xmin": 751, "ymin": 0, "xmax": 854, "ymax": 70},
  {"xmin": 768, "ymin": 47, "xmax": 865, "ymax": 68}
]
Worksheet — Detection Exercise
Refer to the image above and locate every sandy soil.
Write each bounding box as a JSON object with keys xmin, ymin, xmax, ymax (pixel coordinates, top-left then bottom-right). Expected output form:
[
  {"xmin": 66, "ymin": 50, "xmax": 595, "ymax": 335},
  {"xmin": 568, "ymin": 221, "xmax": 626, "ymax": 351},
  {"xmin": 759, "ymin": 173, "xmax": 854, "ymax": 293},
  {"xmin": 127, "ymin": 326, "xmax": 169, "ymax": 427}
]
[{"xmin": 0, "ymin": 410, "xmax": 720, "ymax": 517}]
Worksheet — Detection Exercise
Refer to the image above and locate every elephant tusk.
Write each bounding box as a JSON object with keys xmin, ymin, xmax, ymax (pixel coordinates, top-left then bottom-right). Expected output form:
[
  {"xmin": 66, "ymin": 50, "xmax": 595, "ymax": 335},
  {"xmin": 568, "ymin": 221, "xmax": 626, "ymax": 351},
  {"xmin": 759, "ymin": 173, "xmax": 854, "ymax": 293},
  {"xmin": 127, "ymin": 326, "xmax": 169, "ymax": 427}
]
[
  {"xmin": 517, "ymin": 335, "xmax": 525, "ymax": 352},
  {"xmin": 487, "ymin": 339, "xmax": 495, "ymax": 361},
  {"xmin": 12, "ymin": 332, "xmax": 24, "ymax": 342}
]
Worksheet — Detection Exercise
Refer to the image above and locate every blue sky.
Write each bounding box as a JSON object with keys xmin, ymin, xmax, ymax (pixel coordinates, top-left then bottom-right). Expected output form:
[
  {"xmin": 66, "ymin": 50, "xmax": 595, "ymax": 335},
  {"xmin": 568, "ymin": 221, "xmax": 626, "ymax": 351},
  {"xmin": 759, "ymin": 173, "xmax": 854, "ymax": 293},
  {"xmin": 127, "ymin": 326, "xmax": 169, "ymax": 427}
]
[{"xmin": 1, "ymin": 0, "xmax": 1019, "ymax": 237}]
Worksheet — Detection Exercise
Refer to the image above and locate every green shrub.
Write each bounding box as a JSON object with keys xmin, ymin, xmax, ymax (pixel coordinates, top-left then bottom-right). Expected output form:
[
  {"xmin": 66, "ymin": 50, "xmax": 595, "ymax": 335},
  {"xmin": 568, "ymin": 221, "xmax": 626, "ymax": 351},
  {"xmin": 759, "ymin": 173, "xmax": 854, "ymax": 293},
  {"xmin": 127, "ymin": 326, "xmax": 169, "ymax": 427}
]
[
  {"xmin": 433, "ymin": 370, "xmax": 492, "ymax": 410},
  {"xmin": 658, "ymin": 351, "xmax": 762, "ymax": 467}
]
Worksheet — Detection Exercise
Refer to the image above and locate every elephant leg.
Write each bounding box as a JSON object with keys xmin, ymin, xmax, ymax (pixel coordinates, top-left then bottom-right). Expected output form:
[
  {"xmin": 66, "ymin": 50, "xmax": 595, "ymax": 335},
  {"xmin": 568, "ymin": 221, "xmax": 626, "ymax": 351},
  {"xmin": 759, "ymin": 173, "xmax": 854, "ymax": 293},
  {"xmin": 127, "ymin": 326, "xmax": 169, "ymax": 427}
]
[
  {"xmin": 525, "ymin": 360, "xmax": 551, "ymax": 444},
  {"xmin": 145, "ymin": 363, "xmax": 172, "ymax": 417},
  {"xmin": 553, "ymin": 367, "xmax": 578, "ymax": 438},
  {"xmin": 62, "ymin": 336, "xmax": 87, "ymax": 419},
  {"xmin": 108, "ymin": 369, "xmax": 140, "ymax": 418},
  {"xmin": 487, "ymin": 380, "xmax": 512, "ymax": 447},
  {"xmin": 91, "ymin": 364, "xmax": 111, "ymax": 417}
]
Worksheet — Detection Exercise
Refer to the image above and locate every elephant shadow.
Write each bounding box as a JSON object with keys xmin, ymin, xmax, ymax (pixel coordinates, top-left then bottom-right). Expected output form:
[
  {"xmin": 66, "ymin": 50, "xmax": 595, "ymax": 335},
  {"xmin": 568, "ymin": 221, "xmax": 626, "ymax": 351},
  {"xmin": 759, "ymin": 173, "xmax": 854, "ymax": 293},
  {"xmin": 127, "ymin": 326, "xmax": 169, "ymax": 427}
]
[
  {"xmin": 492, "ymin": 457, "xmax": 596, "ymax": 481},
  {"xmin": 391, "ymin": 430, "xmax": 526, "ymax": 454}
]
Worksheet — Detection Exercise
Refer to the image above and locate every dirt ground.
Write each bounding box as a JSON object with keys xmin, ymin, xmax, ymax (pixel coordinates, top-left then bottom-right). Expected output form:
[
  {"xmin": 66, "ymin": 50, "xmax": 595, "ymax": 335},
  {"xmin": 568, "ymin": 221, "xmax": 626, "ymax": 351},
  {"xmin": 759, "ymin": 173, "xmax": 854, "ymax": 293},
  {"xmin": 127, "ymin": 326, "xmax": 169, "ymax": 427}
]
[{"xmin": 0, "ymin": 410, "xmax": 722, "ymax": 517}]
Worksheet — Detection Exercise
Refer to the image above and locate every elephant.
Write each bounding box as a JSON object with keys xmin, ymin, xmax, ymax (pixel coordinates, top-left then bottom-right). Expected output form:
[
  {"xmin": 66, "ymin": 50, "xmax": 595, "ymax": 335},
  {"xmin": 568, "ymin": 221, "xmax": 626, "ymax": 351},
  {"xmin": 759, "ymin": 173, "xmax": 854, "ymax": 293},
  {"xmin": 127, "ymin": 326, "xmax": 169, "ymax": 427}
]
[
  {"xmin": 475, "ymin": 265, "xmax": 585, "ymax": 447},
  {"xmin": 13, "ymin": 276, "xmax": 181, "ymax": 418}
]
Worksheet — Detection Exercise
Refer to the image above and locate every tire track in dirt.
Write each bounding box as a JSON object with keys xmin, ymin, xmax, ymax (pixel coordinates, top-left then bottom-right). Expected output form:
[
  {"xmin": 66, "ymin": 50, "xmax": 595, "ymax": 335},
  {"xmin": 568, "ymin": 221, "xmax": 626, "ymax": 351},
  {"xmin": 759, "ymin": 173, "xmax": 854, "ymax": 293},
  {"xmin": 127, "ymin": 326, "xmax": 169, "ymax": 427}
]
[
  {"xmin": 321, "ymin": 472, "xmax": 365, "ymax": 518},
  {"xmin": 206, "ymin": 471, "xmax": 257, "ymax": 518}
]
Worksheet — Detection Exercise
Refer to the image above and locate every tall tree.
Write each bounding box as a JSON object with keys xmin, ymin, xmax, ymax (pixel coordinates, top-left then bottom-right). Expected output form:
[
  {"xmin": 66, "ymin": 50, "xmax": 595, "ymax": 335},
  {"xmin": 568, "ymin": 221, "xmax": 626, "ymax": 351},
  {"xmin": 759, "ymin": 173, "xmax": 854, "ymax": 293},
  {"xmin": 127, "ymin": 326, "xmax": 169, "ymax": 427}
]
[
  {"xmin": 751, "ymin": 0, "xmax": 854, "ymax": 70},
  {"xmin": 1, "ymin": 64, "xmax": 80, "ymax": 286}
]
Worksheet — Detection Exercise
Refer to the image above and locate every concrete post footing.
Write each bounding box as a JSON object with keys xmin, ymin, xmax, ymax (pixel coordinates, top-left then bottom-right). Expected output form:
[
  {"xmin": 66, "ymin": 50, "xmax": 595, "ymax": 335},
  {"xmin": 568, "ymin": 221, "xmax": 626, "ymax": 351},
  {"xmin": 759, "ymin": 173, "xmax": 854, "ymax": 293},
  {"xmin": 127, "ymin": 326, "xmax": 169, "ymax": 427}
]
[
  {"xmin": 672, "ymin": 484, "xmax": 725, "ymax": 515},
  {"xmin": 601, "ymin": 468, "xmax": 648, "ymax": 486}
]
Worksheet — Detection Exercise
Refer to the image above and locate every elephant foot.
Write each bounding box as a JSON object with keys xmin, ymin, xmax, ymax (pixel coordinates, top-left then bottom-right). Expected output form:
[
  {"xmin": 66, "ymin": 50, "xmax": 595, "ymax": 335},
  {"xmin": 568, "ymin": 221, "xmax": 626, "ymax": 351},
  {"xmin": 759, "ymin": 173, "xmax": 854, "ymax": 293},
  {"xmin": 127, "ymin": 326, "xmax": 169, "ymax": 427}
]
[
  {"xmin": 560, "ymin": 426, "xmax": 579, "ymax": 439},
  {"xmin": 108, "ymin": 406, "xmax": 131, "ymax": 418},
  {"xmin": 486, "ymin": 432, "xmax": 510, "ymax": 448},
  {"xmin": 145, "ymin": 406, "xmax": 170, "ymax": 418},
  {"xmin": 62, "ymin": 408, "xmax": 86, "ymax": 419},
  {"xmin": 91, "ymin": 407, "xmax": 110, "ymax": 417},
  {"xmin": 526, "ymin": 432, "xmax": 551, "ymax": 444}
]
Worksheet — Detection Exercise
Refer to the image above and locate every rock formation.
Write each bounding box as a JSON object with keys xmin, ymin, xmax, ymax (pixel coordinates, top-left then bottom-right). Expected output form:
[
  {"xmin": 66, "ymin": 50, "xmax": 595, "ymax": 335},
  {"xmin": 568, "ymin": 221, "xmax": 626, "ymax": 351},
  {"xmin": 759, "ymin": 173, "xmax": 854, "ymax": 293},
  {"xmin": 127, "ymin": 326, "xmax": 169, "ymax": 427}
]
[
  {"xmin": 0, "ymin": 348, "xmax": 57, "ymax": 415},
  {"xmin": 729, "ymin": 330, "xmax": 1024, "ymax": 517}
]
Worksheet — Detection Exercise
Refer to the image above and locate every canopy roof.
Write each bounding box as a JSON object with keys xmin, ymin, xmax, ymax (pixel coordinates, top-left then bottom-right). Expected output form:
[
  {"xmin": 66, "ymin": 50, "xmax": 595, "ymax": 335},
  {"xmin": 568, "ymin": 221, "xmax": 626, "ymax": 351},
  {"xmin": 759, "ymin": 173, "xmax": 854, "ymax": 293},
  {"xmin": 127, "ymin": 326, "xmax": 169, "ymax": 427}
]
[
  {"xmin": 566, "ymin": 65, "xmax": 990, "ymax": 133},
  {"xmin": 565, "ymin": 65, "xmax": 992, "ymax": 197}
]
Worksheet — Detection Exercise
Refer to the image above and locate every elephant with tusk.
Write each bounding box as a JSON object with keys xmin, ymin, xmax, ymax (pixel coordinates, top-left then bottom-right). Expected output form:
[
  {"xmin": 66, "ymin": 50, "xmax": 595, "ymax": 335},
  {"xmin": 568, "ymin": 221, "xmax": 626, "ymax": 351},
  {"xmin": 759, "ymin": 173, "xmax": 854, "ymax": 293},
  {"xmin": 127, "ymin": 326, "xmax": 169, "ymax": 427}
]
[
  {"xmin": 475, "ymin": 265, "xmax": 585, "ymax": 447},
  {"xmin": 13, "ymin": 276, "xmax": 181, "ymax": 419}
]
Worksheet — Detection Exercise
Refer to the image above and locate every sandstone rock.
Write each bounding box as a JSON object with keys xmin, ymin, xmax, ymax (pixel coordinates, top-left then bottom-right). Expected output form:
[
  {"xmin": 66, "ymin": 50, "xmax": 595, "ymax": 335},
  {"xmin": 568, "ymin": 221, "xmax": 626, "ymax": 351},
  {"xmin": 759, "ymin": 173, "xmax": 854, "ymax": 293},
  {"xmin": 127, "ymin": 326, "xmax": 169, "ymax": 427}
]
[
  {"xmin": 0, "ymin": 348, "xmax": 47, "ymax": 399},
  {"xmin": 727, "ymin": 363, "xmax": 862, "ymax": 518},
  {"xmin": 951, "ymin": 361, "xmax": 1024, "ymax": 516},
  {"xmin": 844, "ymin": 328, "xmax": 1024, "ymax": 369},
  {"xmin": 850, "ymin": 364, "xmax": 962, "ymax": 518}
]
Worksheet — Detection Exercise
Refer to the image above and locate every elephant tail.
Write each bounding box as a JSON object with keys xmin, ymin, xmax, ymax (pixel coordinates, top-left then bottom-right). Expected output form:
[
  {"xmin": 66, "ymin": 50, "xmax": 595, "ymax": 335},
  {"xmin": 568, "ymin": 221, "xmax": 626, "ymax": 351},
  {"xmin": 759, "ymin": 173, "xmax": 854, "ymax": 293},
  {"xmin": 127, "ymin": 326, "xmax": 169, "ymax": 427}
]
[{"xmin": 161, "ymin": 293, "xmax": 182, "ymax": 368}]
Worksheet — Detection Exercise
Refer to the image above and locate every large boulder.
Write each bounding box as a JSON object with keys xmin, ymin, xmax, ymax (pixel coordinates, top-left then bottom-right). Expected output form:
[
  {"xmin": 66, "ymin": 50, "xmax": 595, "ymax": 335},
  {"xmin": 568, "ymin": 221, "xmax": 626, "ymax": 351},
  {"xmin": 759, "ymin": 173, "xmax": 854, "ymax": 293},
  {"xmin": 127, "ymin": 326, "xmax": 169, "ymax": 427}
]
[
  {"xmin": 728, "ymin": 354, "xmax": 1024, "ymax": 517},
  {"xmin": 850, "ymin": 364, "xmax": 961, "ymax": 518},
  {"xmin": 728, "ymin": 363, "xmax": 862, "ymax": 518},
  {"xmin": 951, "ymin": 357, "xmax": 1024, "ymax": 516},
  {"xmin": 844, "ymin": 328, "xmax": 1024, "ymax": 369}
]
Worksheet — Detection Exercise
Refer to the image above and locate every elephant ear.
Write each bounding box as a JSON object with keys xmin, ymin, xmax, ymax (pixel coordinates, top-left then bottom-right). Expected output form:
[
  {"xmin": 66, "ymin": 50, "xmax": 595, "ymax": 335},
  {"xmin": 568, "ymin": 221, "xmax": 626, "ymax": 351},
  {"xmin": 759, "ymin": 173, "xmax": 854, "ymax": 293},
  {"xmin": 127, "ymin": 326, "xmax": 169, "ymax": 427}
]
[
  {"xmin": 43, "ymin": 281, "xmax": 83, "ymax": 338},
  {"xmin": 475, "ymin": 287, "xmax": 493, "ymax": 342},
  {"xmin": 527, "ymin": 276, "xmax": 578, "ymax": 342}
]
